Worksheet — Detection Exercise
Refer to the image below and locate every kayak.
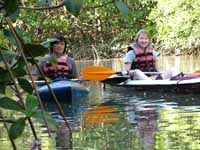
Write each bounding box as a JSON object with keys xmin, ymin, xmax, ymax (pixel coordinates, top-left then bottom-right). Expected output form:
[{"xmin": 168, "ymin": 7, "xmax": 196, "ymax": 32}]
[
  {"xmin": 36, "ymin": 79, "xmax": 89, "ymax": 101},
  {"xmin": 82, "ymin": 66, "xmax": 200, "ymax": 93},
  {"xmin": 102, "ymin": 74, "xmax": 200, "ymax": 93}
]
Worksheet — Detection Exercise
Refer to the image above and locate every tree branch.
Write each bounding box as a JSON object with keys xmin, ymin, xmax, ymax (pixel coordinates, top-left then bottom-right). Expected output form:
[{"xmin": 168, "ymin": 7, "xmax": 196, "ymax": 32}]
[
  {"xmin": 19, "ymin": 1, "xmax": 64, "ymax": 10},
  {"xmin": 19, "ymin": 0, "xmax": 115, "ymax": 11}
]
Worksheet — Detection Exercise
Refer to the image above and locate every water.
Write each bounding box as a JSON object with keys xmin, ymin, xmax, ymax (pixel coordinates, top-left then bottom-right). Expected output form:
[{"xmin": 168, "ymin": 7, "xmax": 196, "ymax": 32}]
[{"xmin": 0, "ymin": 56, "xmax": 200, "ymax": 150}]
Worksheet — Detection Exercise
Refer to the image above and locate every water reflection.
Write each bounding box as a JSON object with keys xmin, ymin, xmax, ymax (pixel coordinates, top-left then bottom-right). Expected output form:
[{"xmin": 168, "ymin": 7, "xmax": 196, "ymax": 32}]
[
  {"xmin": 100, "ymin": 86, "xmax": 200, "ymax": 150},
  {"xmin": 83, "ymin": 106, "xmax": 119, "ymax": 126},
  {"xmin": 1, "ymin": 56, "xmax": 200, "ymax": 149},
  {"xmin": 135, "ymin": 107, "xmax": 158, "ymax": 150}
]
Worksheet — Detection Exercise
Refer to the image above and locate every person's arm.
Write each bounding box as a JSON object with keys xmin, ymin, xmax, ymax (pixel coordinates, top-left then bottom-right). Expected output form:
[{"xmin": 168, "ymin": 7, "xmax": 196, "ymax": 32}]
[
  {"xmin": 32, "ymin": 75, "xmax": 39, "ymax": 81},
  {"xmin": 153, "ymin": 50, "xmax": 159, "ymax": 60},
  {"xmin": 69, "ymin": 58, "xmax": 78, "ymax": 78},
  {"xmin": 32, "ymin": 65, "xmax": 40, "ymax": 81},
  {"xmin": 124, "ymin": 50, "xmax": 135, "ymax": 71},
  {"xmin": 124, "ymin": 63, "xmax": 132, "ymax": 71},
  {"xmin": 32, "ymin": 59, "xmax": 46, "ymax": 81},
  {"xmin": 153, "ymin": 50, "xmax": 159, "ymax": 71},
  {"xmin": 70, "ymin": 59, "xmax": 85, "ymax": 80}
]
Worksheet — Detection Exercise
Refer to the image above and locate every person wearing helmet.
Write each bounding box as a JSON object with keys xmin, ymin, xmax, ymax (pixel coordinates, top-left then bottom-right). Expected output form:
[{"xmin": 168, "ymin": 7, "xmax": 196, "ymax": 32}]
[{"xmin": 32, "ymin": 35, "xmax": 78, "ymax": 80}]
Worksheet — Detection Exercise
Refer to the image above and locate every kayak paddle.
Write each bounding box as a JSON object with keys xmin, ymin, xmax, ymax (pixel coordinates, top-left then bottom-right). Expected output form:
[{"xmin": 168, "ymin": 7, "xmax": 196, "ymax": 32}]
[
  {"xmin": 82, "ymin": 66, "xmax": 160, "ymax": 81},
  {"xmin": 83, "ymin": 66, "xmax": 200, "ymax": 81},
  {"xmin": 194, "ymin": 70, "xmax": 200, "ymax": 74},
  {"xmin": 82, "ymin": 66, "xmax": 117, "ymax": 81}
]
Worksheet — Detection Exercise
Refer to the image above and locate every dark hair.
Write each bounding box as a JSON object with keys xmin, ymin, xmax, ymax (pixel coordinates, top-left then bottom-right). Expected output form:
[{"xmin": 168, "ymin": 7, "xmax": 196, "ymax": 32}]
[{"xmin": 50, "ymin": 35, "xmax": 67, "ymax": 53}]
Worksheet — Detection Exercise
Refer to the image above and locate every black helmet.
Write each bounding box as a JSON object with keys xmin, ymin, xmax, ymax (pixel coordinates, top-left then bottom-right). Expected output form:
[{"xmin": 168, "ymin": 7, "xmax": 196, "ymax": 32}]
[
  {"xmin": 53, "ymin": 35, "xmax": 65, "ymax": 42},
  {"xmin": 50, "ymin": 34, "xmax": 67, "ymax": 53}
]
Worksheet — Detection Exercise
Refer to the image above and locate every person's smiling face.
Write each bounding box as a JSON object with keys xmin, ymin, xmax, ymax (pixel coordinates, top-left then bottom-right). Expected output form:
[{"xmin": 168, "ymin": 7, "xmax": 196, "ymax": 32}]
[
  {"xmin": 137, "ymin": 33, "xmax": 150, "ymax": 49},
  {"xmin": 53, "ymin": 41, "xmax": 65, "ymax": 56}
]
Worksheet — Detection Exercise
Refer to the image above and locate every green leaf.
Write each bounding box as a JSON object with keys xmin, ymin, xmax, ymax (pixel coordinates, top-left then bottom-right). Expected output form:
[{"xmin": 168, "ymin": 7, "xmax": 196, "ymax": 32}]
[
  {"xmin": 18, "ymin": 78, "xmax": 33, "ymax": 94},
  {"xmin": 3, "ymin": 27, "xmax": 24, "ymax": 45},
  {"xmin": 32, "ymin": 111, "xmax": 58, "ymax": 129},
  {"xmin": 25, "ymin": 94, "xmax": 38, "ymax": 117},
  {"xmin": 0, "ymin": 49, "xmax": 16, "ymax": 63},
  {"xmin": 47, "ymin": 55, "xmax": 57, "ymax": 65},
  {"xmin": 0, "ymin": 69, "xmax": 9, "ymax": 83},
  {"xmin": 0, "ymin": 97, "xmax": 24, "ymax": 112},
  {"xmin": 0, "ymin": 83, "xmax": 6, "ymax": 94},
  {"xmin": 115, "ymin": 0, "xmax": 129, "ymax": 17},
  {"xmin": 12, "ymin": 66, "xmax": 27, "ymax": 77},
  {"xmin": 64, "ymin": 0, "xmax": 83, "ymax": 17},
  {"xmin": 23, "ymin": 44, "xmax": 48, "ymax": 57},
  {"xmin": 3, "ymin": 29, "xmax": 16, "ymax": 45},
  {"xmin": 41, "ymin": 38, "xmax": 60, "ymax": 48},
  {"xmin": 2, "ymin": 0, "xmax": 20, "ymax": 19},
  {"xmin": 12, "ymin": 57, "xmax": 26, "ymax": 69},
  {"xmin": 9, "ymin": 9, "xmax": 20, "ymax": 23},
  {"xmin": 26, "ymin": 57, "xmax": 37, "ymax": 65},
  {"xmin": 9, "ymin": 118, "xmax": 26, "ymax": 139}
]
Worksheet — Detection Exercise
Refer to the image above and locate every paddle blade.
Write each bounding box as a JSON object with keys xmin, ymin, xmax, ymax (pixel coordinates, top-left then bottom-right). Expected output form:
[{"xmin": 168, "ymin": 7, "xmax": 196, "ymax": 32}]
[
  {"xmin": 82, "ymin": 66, "xmax": 115, "ymax": 81},
  {"xmin": 194, "ymin": 70, "xmax": 200, "ymax": 74}
]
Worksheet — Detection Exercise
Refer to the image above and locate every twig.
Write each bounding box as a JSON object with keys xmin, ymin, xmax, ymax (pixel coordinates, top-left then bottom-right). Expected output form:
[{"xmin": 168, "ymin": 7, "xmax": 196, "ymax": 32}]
[
  {"xmin": 32, "ymin": 56, "xmax": 71, "ymax": 133},
  {"xmin": 4, "ymin": 16, "xmax": 52, "ymax": 139},
  {"xmin": 0, "ymin": 112, "xmax": 17, "ymax": 149}
]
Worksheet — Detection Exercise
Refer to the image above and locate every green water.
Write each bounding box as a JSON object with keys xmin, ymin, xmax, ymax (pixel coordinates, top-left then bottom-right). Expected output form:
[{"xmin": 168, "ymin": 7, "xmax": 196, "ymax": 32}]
[{"xmin": 0, "ymin": 55, "xmax": 200, "ymax": 150}]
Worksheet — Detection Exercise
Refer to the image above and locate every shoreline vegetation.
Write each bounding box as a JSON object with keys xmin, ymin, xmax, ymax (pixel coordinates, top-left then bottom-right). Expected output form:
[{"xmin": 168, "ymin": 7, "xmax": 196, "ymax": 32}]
[{"xmin": 0, "ymin": 0, "xmax": 199, "ymax": 60}]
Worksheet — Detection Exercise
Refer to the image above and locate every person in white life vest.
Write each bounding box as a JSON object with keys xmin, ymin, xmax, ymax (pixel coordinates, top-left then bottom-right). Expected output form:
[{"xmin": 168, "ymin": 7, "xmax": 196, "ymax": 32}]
[{"xmin": 32, "ymin": 35, "xmax": 78, "ymax": 80}]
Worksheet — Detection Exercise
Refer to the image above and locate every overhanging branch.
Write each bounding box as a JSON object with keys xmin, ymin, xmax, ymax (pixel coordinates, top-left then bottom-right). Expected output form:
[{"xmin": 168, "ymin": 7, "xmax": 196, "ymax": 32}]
[
  {"xmin": 19, "ymin": 0, "xmax": 115, "ymax": 11},
  {"xmin": 19, "ymin": 1, "xmax": 64, "ymax": 10}
]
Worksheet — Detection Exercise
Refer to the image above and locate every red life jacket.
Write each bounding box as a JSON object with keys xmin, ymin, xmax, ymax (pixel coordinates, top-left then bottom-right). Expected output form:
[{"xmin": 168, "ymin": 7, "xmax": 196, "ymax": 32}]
[
  {"xmin": 43, "ymin": 57, "xmax": 72, "ymax": 79},
  {"xmin": 129, "ymin": 45, "xmax": 157, "ymax": 72}
]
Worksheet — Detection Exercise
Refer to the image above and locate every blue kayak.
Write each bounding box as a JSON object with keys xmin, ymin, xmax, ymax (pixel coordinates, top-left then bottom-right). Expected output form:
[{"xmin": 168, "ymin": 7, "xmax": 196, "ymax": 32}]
[{"xmin": 37, "ymin": 79, "xmax": 89, "ymax": 101}]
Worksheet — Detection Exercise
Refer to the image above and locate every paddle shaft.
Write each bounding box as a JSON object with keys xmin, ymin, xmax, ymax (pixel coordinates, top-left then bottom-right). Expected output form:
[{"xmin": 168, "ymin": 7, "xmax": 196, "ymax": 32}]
[
  {"xmin": 82, "ymin": 66, "xmax": 162, "ymax": 81},
  {"xmin": 82, "ymin": 66, "xmax": 200, "ymax": 81},
  {"xmin": 116, "ymin": 71, "xmax": 161, "ymax": 76}
]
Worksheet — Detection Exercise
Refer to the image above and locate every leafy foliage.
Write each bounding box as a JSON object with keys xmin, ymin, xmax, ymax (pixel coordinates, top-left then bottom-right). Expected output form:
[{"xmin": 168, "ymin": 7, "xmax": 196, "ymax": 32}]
[
  {"xmin": 32, "ymin": 111, "xmax": 58, "ymax": 129},
  {"xmin": 23, "ymin": 43, "xmax": 48, "ymax": 57},
  {"xmin": 18, "ymin": 78, "xmax": 33, "ymax": 94},
  {"xmin": 64, "ymin": 0, "xmax": 83, "ymax": 17},
  {"xmin": 9, "ymin": 118, "xmax": 26, "ymax": 139},
  {"xmin": 0, "ymin": 49, "xmax": 16, "ymax": 63},
  {"xmin": 115, "ymin": 0, "xmax": 129, "ymax": 17},
  {"xmin": 2, "ymin": 0, "xmax": 154, "ymax": 59},
  {"xmin": 25, "ymin": 94, "xmax": 38, "ymax": 117},
  {"xmin": 1, "ymin": 0, "xmax": 20, "ymax": 19},
  {"xmin": 0, "ymin": 97, "xmax": 24, "ymax": 112},
  {"xmin": 149, "ymin": 0, "xmax": 200, "ymax": 55}
]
